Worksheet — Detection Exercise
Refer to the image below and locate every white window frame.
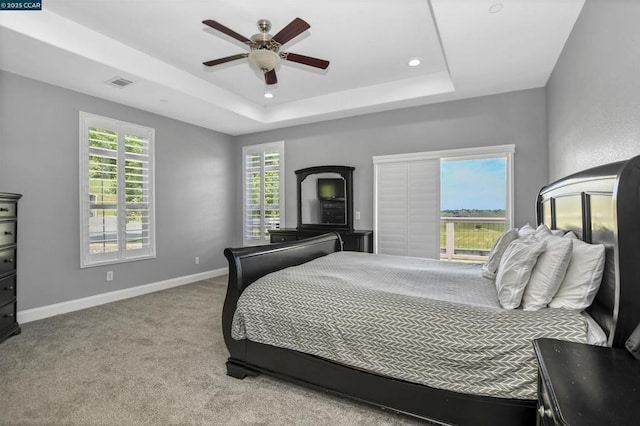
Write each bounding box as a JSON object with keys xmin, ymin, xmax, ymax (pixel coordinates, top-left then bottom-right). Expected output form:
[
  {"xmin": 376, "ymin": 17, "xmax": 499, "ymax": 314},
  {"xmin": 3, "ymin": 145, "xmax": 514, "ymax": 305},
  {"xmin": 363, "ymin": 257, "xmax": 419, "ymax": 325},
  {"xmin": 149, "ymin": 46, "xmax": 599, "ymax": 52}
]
[
  {"xmin": 373, "ymin": 144, "xmax": 514, "ymax": 255},
  {"xmin": 242, "ymin": 141, "xmax": 285, "ymax": 246},
  {"xmin": 79, "ymin": 112, "xmax": 156, "ymax": 268}
]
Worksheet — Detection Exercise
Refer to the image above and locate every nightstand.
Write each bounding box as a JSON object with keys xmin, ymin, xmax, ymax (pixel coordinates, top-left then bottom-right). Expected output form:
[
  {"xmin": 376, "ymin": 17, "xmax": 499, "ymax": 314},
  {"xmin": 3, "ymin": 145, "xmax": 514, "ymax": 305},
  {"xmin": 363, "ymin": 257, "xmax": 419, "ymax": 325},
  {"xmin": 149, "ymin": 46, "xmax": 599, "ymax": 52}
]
[{"xmin": 533, "ymin": 338, "xmax": 640, "ymax": 425}]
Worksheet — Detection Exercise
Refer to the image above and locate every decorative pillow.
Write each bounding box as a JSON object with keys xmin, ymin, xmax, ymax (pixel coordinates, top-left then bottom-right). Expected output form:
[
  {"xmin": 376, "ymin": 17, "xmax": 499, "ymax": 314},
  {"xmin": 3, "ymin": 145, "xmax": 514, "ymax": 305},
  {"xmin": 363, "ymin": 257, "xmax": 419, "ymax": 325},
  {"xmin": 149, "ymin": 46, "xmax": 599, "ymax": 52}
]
[
  {"xmin": 563, "ymin": 231, "xmax": 578, "ymax": 240},
  {"xmin": 534, "ymin": 223, "xmax": 552, "ymax": 239},
  {"xmin": 521, "ymin": 235, "xmax": 573, "ymax": 311},
  {"xmin": 517, "ymin": 223, "xmax": 536, "ymax": 238},
  {"xmin": 549, "ymin": 239, "xmax": 606, "ymax": 311},
  {"xmin": 481, "ymin": 228, "xmax": 519, "ymax": 279},
  {"xmin": 551, "ymin": 229, "xmax": 565, "ymax": 236},
  {"xmin": 495, "ymin": 236, "xmax": 548, "ymax": 309}
]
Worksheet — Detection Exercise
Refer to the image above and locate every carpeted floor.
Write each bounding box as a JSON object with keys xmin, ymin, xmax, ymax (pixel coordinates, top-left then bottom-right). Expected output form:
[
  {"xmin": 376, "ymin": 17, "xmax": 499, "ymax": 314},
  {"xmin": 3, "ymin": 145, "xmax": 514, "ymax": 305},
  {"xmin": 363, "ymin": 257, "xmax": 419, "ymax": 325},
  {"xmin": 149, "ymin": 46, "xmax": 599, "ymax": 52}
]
[{"xmin": 0, "ymin": 276, "xmax": 425, "ymax": 425}]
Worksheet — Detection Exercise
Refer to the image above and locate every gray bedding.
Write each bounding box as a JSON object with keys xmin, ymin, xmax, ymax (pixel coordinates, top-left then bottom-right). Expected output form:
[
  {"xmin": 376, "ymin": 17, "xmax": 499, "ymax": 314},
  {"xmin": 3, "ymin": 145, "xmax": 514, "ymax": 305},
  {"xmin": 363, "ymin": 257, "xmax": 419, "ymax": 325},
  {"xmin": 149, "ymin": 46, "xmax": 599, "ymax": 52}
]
[{"xmin": 231, "ymin": 251, "xmax": 590, "ymax": 400}]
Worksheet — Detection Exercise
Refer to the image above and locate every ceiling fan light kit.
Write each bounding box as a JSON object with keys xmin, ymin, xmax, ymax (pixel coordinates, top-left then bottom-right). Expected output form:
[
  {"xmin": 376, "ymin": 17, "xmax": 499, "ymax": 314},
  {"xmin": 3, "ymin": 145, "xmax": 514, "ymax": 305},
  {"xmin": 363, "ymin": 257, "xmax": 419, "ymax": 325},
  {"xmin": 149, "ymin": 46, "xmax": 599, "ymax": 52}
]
[
  {"xmin": 202, "ymin": 17, "xmax": 329, "ymax": 86},
  {"xmin": 248, "ymin": 49, "xmax": 280, "ymax": 72}
]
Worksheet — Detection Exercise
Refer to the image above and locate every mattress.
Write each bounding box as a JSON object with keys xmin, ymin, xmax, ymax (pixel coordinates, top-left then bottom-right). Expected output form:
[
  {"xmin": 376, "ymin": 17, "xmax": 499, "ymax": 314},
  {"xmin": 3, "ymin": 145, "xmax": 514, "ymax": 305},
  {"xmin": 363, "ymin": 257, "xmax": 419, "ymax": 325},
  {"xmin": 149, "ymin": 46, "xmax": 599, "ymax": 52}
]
[{"xmin": 231, "ymin": 251, "xmax": 591, "ymax": 400}]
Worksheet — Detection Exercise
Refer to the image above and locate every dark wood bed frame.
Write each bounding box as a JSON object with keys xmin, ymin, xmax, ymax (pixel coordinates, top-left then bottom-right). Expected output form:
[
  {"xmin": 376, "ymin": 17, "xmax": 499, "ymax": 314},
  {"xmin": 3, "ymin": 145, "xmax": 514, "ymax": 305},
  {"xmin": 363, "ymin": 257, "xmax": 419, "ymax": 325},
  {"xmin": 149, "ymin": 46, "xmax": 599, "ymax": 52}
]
[{"xmin": 222, "ymin": 156, "xmax": 640, "ymax": 425}]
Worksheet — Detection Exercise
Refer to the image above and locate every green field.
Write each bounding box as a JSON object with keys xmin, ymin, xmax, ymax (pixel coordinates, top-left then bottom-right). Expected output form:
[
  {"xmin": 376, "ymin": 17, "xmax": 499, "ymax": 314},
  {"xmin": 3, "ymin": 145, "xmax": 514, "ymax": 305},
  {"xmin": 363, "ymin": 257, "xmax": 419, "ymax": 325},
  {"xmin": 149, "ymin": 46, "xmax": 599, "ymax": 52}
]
[{"xmin": 440, "ymin": 221, "xmax": 506, "ymax": 251}]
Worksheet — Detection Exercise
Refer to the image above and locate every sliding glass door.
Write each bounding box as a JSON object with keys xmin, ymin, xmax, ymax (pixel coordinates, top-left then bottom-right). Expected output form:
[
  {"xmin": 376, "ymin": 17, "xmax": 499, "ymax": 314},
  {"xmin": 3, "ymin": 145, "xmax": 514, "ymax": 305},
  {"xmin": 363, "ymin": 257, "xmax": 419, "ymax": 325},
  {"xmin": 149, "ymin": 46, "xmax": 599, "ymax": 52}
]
[{"xmin": 374, "ymin": 145, "xmax": 513, "ymax": 260}]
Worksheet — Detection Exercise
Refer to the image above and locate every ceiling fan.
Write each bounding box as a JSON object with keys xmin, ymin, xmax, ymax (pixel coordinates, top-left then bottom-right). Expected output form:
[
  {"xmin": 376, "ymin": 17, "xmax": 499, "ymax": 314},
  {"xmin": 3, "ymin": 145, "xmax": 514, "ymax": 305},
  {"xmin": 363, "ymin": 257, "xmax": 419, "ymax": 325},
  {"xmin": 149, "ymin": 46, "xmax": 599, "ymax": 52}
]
[{"xmin": 202, "ymin": 17, "xmax": 330, "ymax": 85}]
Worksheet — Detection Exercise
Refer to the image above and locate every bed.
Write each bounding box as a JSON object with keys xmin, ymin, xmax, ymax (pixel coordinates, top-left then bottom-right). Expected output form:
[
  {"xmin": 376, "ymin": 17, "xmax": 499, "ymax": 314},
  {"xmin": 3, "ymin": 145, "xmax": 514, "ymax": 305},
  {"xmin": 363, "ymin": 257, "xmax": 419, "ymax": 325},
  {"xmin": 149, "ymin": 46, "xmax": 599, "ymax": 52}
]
[{"xmin": 222, "ymin": 156, "xmax": 640, "ymax": 425}]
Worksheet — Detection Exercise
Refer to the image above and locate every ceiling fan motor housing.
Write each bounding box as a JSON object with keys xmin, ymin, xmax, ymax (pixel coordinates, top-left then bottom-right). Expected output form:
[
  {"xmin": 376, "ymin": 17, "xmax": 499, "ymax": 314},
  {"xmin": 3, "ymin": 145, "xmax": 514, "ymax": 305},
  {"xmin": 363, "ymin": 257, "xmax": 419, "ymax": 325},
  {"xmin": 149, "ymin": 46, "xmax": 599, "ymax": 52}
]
[{"xmin": 249, "ymin": 19, "xmax": 281, "ymax": 72}]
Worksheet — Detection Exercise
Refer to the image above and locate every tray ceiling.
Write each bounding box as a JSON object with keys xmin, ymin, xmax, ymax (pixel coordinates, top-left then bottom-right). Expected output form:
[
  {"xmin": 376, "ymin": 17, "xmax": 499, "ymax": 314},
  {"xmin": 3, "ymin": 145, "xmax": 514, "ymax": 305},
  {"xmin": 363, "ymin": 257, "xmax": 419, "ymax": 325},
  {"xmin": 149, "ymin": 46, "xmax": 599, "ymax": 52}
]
[{"xmin": 0, "ymin": 0, "xmax": 584, "ymax": 135}]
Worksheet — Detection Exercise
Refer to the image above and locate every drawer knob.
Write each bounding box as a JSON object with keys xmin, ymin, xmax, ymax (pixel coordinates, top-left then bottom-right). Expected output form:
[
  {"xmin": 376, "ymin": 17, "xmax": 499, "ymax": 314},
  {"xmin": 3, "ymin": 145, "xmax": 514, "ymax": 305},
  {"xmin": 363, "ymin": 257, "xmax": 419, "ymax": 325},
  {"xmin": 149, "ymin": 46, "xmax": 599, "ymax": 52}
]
[
  {"xmin": 537, "ymin": 405, "xmax": 552, "ymax": 418},
  {"xmin": 4, "ymin": 258, "xmax": 14, "ymax": 263},
  {"xmin": 4, "ymin": 286, "xmax": 14, "ymax": 291},
  {"xmin": 0, "ymin": 208, "xmax": 8, "ymax": 212},
  {"xmin": 4, "ymin": 313, "xmax": 13, "ymax": 318},
  {"xmin": 4, "ymin": 231, "xmax": 13, "ymax": 235}
]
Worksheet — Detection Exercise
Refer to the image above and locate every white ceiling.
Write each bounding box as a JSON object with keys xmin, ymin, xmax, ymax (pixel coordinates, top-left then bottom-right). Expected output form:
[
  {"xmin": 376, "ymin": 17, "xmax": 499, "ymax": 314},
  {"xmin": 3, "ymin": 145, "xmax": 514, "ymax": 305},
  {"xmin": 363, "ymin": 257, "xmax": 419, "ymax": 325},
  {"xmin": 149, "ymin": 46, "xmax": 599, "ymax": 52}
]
[{"xmin": 0, "ymin": 0, "xmax": 584, "ymax": 136}]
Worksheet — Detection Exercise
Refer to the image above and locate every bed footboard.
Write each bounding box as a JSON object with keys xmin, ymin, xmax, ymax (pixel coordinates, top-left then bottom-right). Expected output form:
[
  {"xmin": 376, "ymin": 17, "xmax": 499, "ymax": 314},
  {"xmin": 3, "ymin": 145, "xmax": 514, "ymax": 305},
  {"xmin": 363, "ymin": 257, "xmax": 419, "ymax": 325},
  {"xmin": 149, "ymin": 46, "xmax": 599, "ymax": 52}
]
[{"xmin": 222, "ymin": 233, "xmax": 342, "ymax": 371}]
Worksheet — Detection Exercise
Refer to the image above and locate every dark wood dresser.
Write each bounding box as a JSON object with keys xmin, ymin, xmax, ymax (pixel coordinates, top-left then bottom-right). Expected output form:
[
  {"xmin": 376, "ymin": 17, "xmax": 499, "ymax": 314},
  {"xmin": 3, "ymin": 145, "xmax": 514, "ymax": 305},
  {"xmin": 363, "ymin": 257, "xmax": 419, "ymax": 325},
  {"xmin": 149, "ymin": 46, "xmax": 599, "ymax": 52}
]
[
  {"xmin": 0, "ymin": 192, "xmax": 21, "ymax": 343},
  {"xmin": 269, "ymin": 228, "xmax": 373, "ymax": 253},
  {"xmin": 533, "ymin": 338, "xmax": 640, "ymax": 426}
]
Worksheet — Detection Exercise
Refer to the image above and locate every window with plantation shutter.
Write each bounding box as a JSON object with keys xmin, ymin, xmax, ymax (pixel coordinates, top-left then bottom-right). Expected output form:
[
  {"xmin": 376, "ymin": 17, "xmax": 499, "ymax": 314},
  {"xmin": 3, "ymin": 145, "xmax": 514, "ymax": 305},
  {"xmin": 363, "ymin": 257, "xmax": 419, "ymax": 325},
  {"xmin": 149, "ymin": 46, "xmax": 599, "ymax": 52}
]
[
  {"xmin": 374, "ymin": 145, "xmax": 514, "ymax": 260},
  {"xmin": 79, "ymin": 112, "xmax": 155, "ymax": 267},
  {"xmin": 242, "ymin": 141, "xmax": 284, "ymax": 245}
]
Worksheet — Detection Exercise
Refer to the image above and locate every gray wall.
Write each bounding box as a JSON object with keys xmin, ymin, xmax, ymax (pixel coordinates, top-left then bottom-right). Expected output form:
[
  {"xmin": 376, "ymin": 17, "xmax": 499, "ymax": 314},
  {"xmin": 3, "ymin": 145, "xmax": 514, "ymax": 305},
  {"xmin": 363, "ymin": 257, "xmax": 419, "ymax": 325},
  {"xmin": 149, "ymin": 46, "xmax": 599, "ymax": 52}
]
[
  {"xmin": 234, "ymin": 88, "xmax": 548, "ymax": 241},
  {"xmin": 0, "ymin": 70, "xmax": 235, "ymax": 310},
  {"xmin": 547, "ymin": 0, "xmax": 640, "ymax": 180}
]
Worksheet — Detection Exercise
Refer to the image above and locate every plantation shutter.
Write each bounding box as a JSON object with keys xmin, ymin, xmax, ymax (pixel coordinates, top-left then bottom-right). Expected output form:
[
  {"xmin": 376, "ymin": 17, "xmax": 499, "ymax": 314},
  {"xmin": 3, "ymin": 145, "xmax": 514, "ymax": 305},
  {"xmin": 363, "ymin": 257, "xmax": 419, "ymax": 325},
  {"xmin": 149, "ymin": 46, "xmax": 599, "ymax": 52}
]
[
  {"xmin": 375, "ymin": 163, "xmax": 408, "ymax": 256},
  {"xmin": 87, "ymin": 126, "xmax": 119, "ymax": 256},
  {"xmin": 374, "ymin": 157, "xmax": 440, "ymax": 259},
  {"xmin": 407, "ymin": 160, "xmax": 440, "ymax": 256},
  {"xmin": 80, "ymin": 112, "xmax": 155, "ymax": 267},
  {"xmin": 124, "ymin": 133, "xmax": 152, "ymax": 252},
  {"xmin": 242, "ymin": 141, "xmax": 284, "ymax": 245}
]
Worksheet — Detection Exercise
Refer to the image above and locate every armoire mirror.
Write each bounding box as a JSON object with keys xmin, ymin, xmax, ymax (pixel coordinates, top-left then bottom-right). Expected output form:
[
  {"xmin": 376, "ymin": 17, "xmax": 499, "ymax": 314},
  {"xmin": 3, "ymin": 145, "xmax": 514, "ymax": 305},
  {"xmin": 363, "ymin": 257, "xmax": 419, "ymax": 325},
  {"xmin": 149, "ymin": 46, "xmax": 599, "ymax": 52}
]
[{"xmin": 296, "ymin": 165, "xmax": 354, "ymax": 231}]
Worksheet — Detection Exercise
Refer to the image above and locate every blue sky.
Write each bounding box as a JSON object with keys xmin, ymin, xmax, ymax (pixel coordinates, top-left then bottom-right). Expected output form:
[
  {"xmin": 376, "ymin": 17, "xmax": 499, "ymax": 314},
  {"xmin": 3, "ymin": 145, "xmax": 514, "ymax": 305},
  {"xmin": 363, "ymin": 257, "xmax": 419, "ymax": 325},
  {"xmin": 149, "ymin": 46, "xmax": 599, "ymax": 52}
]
[{"xmin": 440, "ymin": 158, "xmax": 506, "ymax": 210}]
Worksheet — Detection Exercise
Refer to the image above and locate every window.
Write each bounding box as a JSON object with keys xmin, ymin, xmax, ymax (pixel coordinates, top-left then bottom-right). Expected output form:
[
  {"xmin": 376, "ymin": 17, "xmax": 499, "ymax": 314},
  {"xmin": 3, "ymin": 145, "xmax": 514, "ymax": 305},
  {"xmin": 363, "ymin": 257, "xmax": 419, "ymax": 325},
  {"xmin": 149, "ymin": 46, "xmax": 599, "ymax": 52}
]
[
  {"xmin": 440, "ymin": 154, "xmax": 511, "ymax": 261},
  {"xmin": 242, "ymin": 141, "xmax": 284, "ymax": 245},
  {"xmin": 79, "ymin": 112, "xmax": 155, "ymax": 267},
  {"xmin": 374, "ymin": 145, "xmax": 514, "ymax": 260}
]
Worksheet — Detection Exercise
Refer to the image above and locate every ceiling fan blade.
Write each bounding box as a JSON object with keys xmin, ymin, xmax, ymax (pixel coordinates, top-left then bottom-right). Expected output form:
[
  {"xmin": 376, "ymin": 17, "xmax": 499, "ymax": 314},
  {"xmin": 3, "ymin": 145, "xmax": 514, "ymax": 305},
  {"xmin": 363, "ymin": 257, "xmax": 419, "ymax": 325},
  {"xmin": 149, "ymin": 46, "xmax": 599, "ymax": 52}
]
[
  {"xmin": 203, "ymin": 53, "xmax": 248, "ymax": 67},
  {"xmin": 264, "ymin": 69, "xmax": 278, "ymax": 85},
  {"xmin": 272, "ymin": 17, "xmax": 310, "ymax": 45},
  {"xmin": 283, "ymin": 52, "xmax": 330, "ymax": 69},
  {"xmin": 202, "ymin": 19, "xmax": 250, "ymax": 44}
]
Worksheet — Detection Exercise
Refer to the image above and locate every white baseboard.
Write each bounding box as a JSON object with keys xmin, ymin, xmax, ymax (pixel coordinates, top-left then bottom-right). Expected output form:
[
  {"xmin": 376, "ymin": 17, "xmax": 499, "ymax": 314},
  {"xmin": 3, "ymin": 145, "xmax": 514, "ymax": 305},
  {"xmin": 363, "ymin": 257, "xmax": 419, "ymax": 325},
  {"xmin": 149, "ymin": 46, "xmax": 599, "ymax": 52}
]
[{"xmin": 17, "ymin": 267, "xmax": 228, "ymax": 324}]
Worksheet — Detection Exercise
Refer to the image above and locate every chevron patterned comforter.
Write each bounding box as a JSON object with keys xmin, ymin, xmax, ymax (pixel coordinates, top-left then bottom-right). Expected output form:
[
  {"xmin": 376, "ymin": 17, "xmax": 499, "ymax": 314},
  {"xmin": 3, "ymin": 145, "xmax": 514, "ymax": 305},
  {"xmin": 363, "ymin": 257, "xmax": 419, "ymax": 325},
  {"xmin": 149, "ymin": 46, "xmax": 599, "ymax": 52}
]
[{"xmin": 231, "ymin": 251, "xmax": 589, "ymax": 400}]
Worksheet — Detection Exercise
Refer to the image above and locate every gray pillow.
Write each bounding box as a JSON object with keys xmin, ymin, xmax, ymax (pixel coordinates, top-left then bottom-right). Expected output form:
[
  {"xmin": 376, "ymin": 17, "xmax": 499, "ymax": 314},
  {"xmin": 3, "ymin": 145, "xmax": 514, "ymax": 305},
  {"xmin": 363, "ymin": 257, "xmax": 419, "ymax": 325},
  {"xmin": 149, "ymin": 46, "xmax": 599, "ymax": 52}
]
[{"xmin": 482, "ymin": 228, "xmax": 519, "ymax": 279}]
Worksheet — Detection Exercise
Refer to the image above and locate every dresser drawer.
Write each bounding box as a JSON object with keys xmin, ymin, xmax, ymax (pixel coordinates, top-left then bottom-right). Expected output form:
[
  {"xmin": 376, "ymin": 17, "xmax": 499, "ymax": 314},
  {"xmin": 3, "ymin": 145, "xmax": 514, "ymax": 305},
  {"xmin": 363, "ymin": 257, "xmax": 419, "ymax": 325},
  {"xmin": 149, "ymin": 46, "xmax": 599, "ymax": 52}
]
[
  {"xmin": 0, "ymin": 275, "xmax": 16, "ymax": 306},
  {"xmin": 0, "ymin": 301, "xmax": 17, "ymax": 332},
  {"xmin": 0, "ymin": 201, "xmax": 16, "ymax": 219},
  {"xmin": 0, "ymin": 221, "xmax": 16, "ymax": 247},
  {"xmin": 0, "ymin": 248, "xmax": 16, "ymax": 276},
  {"xmin": 270, "ymin": 233, "xmax": 298, "ymax": 243}
]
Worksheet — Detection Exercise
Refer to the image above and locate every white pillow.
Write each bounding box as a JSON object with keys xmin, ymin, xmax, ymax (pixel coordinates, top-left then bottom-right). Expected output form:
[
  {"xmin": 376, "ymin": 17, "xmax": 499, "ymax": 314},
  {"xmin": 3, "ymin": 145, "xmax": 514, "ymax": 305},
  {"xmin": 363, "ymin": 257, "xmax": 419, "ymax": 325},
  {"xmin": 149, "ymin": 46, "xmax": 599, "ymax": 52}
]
[
  {"xmin": 495, "ymin": 236, "xmax": 548, "ymax": 309},
  {"xmin": 521, "ymin": 235, "xmax": 573, "ymax": 311},
  {"xmin": 549, "ymin": 239, "xmax": 606, "ymax": 311},
  {"xmin": 518, "ymin": 223, "xmax": 535, "ymax": 238},
  {"xmin": 534, "ymin": 223, "xmax": 552, "ymax": 239},
  {"xmin": 481, "ymin": 228, "xmax": 519, "ymax": 279}
]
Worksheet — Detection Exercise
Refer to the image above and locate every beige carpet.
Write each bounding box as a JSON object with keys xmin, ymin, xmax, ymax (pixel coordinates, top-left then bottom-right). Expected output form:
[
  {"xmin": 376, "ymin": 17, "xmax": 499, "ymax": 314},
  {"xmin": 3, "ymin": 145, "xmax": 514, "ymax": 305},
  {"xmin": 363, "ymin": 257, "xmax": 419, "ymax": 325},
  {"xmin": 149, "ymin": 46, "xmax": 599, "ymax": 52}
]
[{"xmin": 0, "ymin": 277, "xmax": 424, "ymax": 425}]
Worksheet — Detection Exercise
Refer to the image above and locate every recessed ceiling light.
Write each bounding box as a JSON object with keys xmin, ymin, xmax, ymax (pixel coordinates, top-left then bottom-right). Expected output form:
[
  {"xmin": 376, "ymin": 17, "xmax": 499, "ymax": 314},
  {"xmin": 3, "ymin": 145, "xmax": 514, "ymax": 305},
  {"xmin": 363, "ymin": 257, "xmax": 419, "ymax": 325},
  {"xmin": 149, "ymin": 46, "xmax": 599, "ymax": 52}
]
[
  {"xmin": 489, "ymin": 3, "xmax": 504, "ymax": 13},
  {"xmin": 264, "ymin": 92, "xmax": 274, "ymax": 99},
  {"xmin": 408, "ymin": 59, "xmax": 421, "ymax": 67}
]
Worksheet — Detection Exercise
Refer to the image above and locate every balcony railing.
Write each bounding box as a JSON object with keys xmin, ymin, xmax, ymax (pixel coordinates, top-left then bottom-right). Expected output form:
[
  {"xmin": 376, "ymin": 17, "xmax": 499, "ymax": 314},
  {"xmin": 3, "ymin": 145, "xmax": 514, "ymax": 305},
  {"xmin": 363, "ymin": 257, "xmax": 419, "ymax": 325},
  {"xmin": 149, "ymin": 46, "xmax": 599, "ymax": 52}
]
[{"xmin": 440, "ymin": 217, "xmax": 507, "ymax": 262}]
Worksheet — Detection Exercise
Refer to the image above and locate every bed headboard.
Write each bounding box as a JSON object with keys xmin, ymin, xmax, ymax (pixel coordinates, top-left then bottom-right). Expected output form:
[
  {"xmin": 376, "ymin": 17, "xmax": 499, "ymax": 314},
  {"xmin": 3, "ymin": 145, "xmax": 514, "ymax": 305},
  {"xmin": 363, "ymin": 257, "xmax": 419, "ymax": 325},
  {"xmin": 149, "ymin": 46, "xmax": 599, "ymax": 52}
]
[{"xmin": 537, "ymin": 155, "xmax": 640, "ymax": 347}]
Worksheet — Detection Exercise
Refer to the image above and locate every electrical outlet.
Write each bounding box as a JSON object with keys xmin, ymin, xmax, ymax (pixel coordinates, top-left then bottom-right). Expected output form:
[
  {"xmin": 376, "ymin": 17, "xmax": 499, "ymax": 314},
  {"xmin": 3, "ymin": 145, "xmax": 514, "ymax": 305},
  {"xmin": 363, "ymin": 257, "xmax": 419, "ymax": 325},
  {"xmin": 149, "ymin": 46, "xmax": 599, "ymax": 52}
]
[
  {"xmin": 195, "ymin": 257, "xmax": 200, "ymax": 265},
  {"xmin": 355, "ymin": 211, "xmax": 361, "ymax": 220},
  {"xmin": 106, "ymin": 271, "xmax": 113, "ymax": 281}
]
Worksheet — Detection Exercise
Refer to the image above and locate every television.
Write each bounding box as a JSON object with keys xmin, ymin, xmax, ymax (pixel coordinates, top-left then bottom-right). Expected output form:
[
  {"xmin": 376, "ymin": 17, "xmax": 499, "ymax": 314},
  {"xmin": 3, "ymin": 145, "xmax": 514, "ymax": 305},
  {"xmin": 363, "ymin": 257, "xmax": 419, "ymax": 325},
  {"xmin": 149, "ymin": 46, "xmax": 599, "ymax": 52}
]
[{"xmin": 317, "ymin": 178, "xmax": 345, "ymax": 201}]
